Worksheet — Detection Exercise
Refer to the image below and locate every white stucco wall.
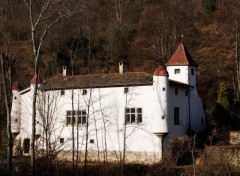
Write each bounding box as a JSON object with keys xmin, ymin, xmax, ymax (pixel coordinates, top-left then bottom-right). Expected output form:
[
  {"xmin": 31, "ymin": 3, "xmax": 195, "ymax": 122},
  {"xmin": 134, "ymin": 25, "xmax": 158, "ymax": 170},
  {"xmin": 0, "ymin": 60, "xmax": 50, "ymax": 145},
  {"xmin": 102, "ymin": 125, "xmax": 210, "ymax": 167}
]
[{"xmin": 12, "ymin": 68, "xmax": 206, "ymax": 162}]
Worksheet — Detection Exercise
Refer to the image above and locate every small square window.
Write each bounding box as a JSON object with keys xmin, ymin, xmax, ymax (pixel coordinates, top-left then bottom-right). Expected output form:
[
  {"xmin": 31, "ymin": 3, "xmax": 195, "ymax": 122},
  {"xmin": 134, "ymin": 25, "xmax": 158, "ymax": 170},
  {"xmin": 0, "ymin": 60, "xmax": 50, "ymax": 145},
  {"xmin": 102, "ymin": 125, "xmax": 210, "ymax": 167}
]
[
  {"xmin": 82, "ymin": 90, "xmax": 87, "ymax": 95},
  {"xmin": 61, "ymin": 90, "xmax": 65, "ymax": 96},
  {"xmin": 124, "ymin": 87, "xmax": 129, "ymax": 94},
  {"xmin": 174, "ymin": 69, "xmax": 180, "ymax": 74},
  {"xmin": 14, "ymin": 96, "xmax": 17, "ymax": 100},
  {"xmin": 90, "ymin": 139, "xmax": 94, "ymax": 143},
  {"xmin": 162, "ymin": 116, "xmax": 164, "ymax": 119},
  {"xmin": 60, "ymin": 138, "xmax": 64, "ymax": 144},
  {"xmin": 162, "ymin": 87, "xmax": 165, "ymax": 91}
]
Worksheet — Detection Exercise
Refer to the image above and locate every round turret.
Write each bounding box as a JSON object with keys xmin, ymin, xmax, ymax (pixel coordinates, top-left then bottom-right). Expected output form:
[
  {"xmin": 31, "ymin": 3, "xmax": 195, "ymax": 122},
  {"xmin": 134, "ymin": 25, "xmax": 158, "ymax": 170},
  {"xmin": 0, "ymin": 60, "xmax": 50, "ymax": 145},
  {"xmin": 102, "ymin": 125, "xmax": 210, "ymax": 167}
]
[
  {"xmin": 11, "ymin": 82, "xmax": 21, "ymax": 138},
  {"xmin": 152, "ymin": 66, "xmax": 169, "ymax": 134},
  {"xmin": 35, "ymin": 110, "xmax": 42, "ymax": 139}
]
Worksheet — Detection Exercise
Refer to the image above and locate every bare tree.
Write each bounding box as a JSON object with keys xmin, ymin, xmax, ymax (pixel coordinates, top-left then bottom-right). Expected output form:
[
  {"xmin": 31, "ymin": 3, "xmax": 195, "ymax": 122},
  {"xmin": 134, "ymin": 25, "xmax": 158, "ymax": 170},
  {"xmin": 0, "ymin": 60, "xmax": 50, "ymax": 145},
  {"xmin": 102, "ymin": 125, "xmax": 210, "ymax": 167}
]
[
  {"xmin": 0, "ymin": 53, "xmax": 14, "ymax": 172},
  {"xmin": 23, "ymin": 1, "xmax": 83, "ymax": 174}
]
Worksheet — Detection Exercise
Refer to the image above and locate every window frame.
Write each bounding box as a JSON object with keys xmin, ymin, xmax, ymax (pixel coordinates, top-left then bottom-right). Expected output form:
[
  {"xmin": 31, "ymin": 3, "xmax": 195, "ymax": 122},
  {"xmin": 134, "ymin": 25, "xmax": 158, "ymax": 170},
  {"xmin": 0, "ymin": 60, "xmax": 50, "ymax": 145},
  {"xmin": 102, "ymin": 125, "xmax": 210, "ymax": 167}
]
[
  {"xmin": 125, "ymin": 107, "xmax": 142, "ymax": 125},
  {"xmin": 66, "ymin": 110, "xmax": 87, "ymax": 126},
  {"xmin": 174, "ymin": 69, "xmax": 180, "ymax": 74}
]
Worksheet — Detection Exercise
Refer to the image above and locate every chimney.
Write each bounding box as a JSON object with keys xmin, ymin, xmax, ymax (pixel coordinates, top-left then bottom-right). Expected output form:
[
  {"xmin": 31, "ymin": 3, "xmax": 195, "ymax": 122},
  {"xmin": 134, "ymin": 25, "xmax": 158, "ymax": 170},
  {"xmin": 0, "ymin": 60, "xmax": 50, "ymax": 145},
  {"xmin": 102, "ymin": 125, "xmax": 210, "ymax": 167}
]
[
  {"xmin": 119, "ymin": 62, "xmax": 123, "ymax": 74},
  {"xmin": 63, "ymin": 66, "xmax": 67, "ymax": 76}
]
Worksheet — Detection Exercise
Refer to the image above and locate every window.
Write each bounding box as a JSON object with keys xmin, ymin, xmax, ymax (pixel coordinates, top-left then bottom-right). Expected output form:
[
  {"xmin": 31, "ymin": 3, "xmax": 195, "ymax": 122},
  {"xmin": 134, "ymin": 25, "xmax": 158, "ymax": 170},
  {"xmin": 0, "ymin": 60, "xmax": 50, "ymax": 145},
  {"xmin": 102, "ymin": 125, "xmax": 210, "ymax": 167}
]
[
  {"xmin": 174, "ymin": 107, "xmax": 180, "ymax": 125},
  {"xmin": 162, "ymin": 87, "xmax": 165, "ymax": 91},
  {"xmin": 174, "ymin": 69, "xmax": 180, "ymax": 74},
  {"xmin": 23, "ymin": 138, "xmax": 30, "ymax": 153},
  {"xmin": 66, "ymin": 110, "xmax": 87, "ymax": 125},
  {"xmin": 124, "ymin": 87, "xmax": 129, "ymax": 94},
  {"xmin": 61, "ymin": 90, "xmax": 65, "ymax": 96},
  {"xmin": 125, "ymin": 108, "xmax": 142, "ymax": 124},
  {"xmin": 90, "ymin": 139, "xmax": 94, "ymax": 144},
  {"xmin": 191, "ymin": 68, "xmax": 194, "ymax": 75},
  {"xmin": 78, "ymin": 110, "xmax": 87, "ymax": 125},
  {"xmin": 60, "ymin": 138, "xmax": 64, "ymax": 144},
  {"xmin": 82, "ymin": 89, "xmax": 87, "ymax": 95},
  {"xmin": 185, "ymin": 90, "xmax": 188, "ymax": 97},
  {"xmin": 14, "ymin": 96, "xmax": 17, "ymax": 100},
  {"xmin": 175, "ymin": 88, "xmax": 178, "ymax": 95}
]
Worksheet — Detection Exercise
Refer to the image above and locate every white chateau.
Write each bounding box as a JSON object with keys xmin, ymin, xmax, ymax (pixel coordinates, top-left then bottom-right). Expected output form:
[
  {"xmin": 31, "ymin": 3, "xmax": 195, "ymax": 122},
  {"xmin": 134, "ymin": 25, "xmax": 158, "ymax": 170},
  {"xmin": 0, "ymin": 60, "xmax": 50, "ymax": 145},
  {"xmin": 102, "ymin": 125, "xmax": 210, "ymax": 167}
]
[{"xmin": 11, "ymin": 42, "xmax": 205, "ymax": 163}]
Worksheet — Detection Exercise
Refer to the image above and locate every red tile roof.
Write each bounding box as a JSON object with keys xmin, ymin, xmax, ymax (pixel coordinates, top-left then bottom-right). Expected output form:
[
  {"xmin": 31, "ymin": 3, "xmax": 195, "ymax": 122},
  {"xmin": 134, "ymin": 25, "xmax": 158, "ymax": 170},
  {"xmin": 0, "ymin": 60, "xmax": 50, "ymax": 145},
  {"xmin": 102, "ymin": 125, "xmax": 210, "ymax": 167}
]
[
  {"xmin": 154, "ymin": 66, "xmax": 169, "ymax": 76},
  {"xmin": 12, "ymin": 82, "xmax": 20, "ymax": 91},
  {"xmin": 165, "ymin": 42, "xmax": 198, "ymax": 67}
]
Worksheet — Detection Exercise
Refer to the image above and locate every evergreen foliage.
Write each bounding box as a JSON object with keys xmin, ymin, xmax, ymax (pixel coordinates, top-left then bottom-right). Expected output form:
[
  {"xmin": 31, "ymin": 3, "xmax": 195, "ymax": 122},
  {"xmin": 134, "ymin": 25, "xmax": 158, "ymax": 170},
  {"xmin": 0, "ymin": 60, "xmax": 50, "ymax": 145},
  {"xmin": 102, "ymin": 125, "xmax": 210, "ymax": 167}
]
[
  {"xmin": 217, "ymin": 82, "xmax": 230, "ymax": 111},
  {"xmin": 202, "ymin": 0, "xmax": 216, "ymax": 13}
]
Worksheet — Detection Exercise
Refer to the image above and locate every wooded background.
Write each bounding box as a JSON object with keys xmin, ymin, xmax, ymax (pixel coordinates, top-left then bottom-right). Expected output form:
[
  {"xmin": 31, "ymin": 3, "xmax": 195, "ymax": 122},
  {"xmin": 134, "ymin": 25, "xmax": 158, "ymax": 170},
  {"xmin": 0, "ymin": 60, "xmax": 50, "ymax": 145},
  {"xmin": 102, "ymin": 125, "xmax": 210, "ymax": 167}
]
[{"xmin": 0, "ymin": 0, "xmax": 239, "ymax": 116}]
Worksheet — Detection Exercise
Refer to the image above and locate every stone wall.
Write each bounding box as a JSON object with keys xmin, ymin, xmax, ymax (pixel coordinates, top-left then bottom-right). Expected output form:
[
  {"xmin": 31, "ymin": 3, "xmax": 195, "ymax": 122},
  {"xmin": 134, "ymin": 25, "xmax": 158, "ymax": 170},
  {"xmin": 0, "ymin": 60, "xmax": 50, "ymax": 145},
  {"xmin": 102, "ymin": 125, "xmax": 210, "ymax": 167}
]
[
  {"xmin": 58, "ymin": 150, "xmax": 161, "ymax": 164},
  {"xmin": 198, "ymin": 146, "xmax": 240, "ymax": 168}
]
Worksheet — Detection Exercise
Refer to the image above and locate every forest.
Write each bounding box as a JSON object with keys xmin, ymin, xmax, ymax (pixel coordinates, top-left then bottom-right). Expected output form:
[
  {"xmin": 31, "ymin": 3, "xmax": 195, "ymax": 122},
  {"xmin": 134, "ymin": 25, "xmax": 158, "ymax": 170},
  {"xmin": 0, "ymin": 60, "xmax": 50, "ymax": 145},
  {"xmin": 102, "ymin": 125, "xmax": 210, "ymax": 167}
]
[{"xmin": 0, "ymin": 0, "xmax": 240, "ymax": 175}]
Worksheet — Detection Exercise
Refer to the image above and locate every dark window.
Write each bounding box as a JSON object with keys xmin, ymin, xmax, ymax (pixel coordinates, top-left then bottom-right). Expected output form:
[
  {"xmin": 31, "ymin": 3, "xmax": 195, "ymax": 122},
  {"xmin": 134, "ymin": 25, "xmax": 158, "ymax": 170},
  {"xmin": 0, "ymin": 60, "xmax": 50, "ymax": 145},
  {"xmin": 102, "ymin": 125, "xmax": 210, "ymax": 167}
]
[
  {"xmin": 90, "ymin": 139, "xmax": 94, "ymax": 143},
  {"xmin": 162, "ymin": 87, "xmax": 165, "ymax": 91},
  {"xmin": 175, "ymin": 69, "xmax": 180, "ymax": 74},
  {"xmin": 175, "ymin": 88, "xmax": 178, "ymax": 95},
  {"xmin": 125, "ymin": 108, "xmax": 142, "ymax": 124},
  {"xmin": 162, "ymin": 116, "xmax": 164, "ymax": 119},
  {"xmin": 14, "ymin": 96, "xmax": 17, "ymax": 100},
  {"xmin": 174, "ymin": 107, "xmax": 180, "ymax": 125},
  {"xmin": 60, "ymin": 138, "xmax": 64, "ymax": 144},
  {"xmin": 124, "ymin": 87, "xmax": 129, "ymax": 94},
  {"xmin": 82, "ymin": 89, "xmax": 87, "ymax": 95},
  {"xmin": 191, "ymin": 68, "xmax": 194, "ymax": 75},
  {"xmin": 23, "ymin": 139, "xmax": 30, "ymax": 153},
  {"xmin": 61, "ymin": 90, "xmax": 65, "ymax": 96}
]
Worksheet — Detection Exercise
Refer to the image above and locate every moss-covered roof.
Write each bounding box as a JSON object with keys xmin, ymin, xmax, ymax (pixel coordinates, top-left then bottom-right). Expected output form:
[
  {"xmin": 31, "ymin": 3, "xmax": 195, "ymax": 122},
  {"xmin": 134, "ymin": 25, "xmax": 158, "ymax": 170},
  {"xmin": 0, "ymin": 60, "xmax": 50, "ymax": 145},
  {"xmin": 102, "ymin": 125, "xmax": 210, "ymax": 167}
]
[{"xmin": 40, "ymin": 72, "xmax": 153, "ymax": 90}]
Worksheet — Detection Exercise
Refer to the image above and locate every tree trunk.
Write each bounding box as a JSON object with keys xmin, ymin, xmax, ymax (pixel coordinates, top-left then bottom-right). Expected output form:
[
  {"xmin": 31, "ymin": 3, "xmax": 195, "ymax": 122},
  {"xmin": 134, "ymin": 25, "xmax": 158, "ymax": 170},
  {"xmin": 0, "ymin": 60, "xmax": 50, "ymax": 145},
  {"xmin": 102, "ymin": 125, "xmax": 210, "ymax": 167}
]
[{"xmin": 1, "ymin": 54, "xmax": 13, "ymax": 173}]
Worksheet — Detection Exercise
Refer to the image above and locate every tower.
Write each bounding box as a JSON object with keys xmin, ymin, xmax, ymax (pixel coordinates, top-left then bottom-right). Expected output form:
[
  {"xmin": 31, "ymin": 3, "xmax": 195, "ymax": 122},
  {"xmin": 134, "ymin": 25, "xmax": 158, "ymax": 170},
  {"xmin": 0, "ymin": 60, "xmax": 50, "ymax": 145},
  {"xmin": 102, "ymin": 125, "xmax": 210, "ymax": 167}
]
[
  {"xmin": 165, "ymin": 41, "xmax": 198, "ymax": 87},
  {"xmin": 152, "ymin": 66, "xmax": 169, "ymax": 160},
  {"xmin": 11, "ymin": 82, "xmax": 21, "ymax": 138},
  {"xmin": 165, "ymin": 42, "xmax": 205, "ymax": 132}
]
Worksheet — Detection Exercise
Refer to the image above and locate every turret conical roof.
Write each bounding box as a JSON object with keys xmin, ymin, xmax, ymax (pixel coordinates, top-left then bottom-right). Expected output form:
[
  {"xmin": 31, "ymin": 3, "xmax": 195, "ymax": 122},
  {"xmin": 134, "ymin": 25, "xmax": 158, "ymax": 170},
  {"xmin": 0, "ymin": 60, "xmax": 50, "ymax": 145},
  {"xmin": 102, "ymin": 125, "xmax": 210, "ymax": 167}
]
[{"xmin": 165, "ymin": 42, "xmax": 198, "ymax": 67}]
